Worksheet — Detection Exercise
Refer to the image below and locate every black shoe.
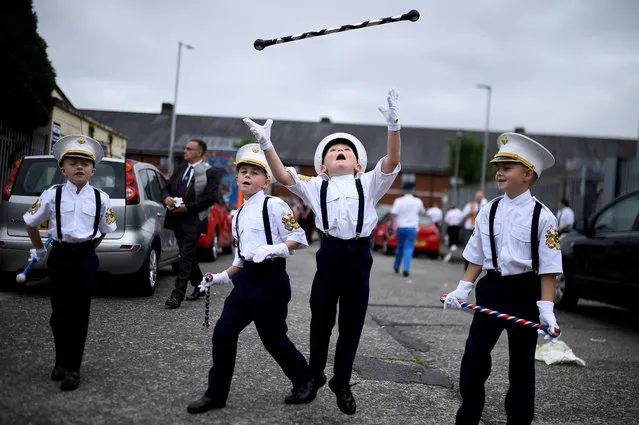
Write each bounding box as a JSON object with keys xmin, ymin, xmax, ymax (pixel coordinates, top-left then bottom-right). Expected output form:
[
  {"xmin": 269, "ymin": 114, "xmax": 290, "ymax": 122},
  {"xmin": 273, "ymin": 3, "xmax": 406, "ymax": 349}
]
[
  {"xmin": 60, "ymin": 371, "xmax": 80, "ymax": 391},
  {"xmin": 328, "ymin": 377, "xmax": 357, "ymax": 415},
  {"xmin": 394, "ymin": 267, "xmax": 399, "ymax": 274},
  {"xmin": 165, "ymin": 296, "xmax": 181, "ymax": 309},
  {"xmin": 185, "ymin": 287, "xmax": 205, "ymax": 301},
  {"xmin": 187, "ymin": 395, "xmax": 226, "ymax": 414},
  {"xmin": 51, "ymin": 365, "xmax": 67, "ymax": 381},
  {"xmin": 403, "ymin": 271, "xmax": 409, "ymax": 277},
  {"xmin": 285, "ymin": 377, "xmax": 319, "ymax": 404}
]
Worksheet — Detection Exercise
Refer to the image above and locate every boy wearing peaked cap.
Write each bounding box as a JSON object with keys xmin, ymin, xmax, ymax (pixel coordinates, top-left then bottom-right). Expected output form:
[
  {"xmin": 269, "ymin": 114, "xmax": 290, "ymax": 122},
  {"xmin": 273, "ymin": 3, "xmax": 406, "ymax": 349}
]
[
  {"xmin": 242, "ymin": 89, "xmax": 401, "ymax": 415},
  {"xmin": 443, "ymin": 132, "xmax": 563, "ymax": 425},
  {"xmin": 23, "ymin": 135, "xmax": 117, "ymax": 391},
  {"xmin": 187, "ymin": 143, "xmax": 315, "ymax": 414}
]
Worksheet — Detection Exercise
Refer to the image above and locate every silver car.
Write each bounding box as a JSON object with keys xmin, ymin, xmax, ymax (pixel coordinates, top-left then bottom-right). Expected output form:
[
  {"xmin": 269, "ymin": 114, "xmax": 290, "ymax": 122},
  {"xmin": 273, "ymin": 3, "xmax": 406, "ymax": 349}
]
[{"xmin": 0, "ymin": 155, "xmax": 180, "ymax": 295}]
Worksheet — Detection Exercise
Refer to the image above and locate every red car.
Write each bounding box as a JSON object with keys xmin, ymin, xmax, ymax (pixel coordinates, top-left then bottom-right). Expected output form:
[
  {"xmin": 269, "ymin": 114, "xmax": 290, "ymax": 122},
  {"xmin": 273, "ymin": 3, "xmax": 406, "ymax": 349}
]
[
  {"xmin": 371, "ymin": 213, "xmax": 441, "ymax": 258},
  {"xmin": 197, "ymin": 203, "xmax": 234, "ymax": 261}
]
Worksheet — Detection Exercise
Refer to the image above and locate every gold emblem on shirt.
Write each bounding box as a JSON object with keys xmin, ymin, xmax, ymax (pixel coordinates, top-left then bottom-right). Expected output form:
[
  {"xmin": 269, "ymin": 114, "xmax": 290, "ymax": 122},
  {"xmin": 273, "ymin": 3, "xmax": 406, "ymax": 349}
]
[
  {"xmin": 545, "ymin": 225, "xmax": 560, "ymax": 250},
  {"xmin": 28, "ymin": 199, "xmax": 41, "ymax": 215},
  {"xmin": 282, "ymin": 213, "xmax": 300, "ymax": 231},
  {"xmin": 105, "ymin": 207, "xmax": 116, "ymax": 224},
  {"xmin": 298, "ymin": 174, "xmax": 312, "ymax": 181}
]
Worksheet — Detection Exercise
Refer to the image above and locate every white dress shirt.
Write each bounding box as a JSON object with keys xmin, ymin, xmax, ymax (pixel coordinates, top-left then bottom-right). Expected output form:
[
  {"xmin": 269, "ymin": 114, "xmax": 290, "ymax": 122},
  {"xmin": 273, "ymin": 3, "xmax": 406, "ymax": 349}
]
[
  {"xmin": 181, "ymin": 159, "xmax": 202, "ymax": 187},
  {"xmin": 231, "ymin": 190, "xmax": 308, "ymax": 267},
  {"xmin": 445, "ymin": 208, "xmax": 463, "ymax": 226},
  {"xmin": 462, "ymin": 199, "xmax": 487, "ymax": 230},
  {"xmin": 462, "ymin": 190, "xmax": 563, "ymax": 276},
  {"xmin": 556, "ymin": 206, "xmax": 575, "ymax": 231},
  {"xmin": 285, "ymin": 156, "xmax": 400, "ymax": 240},
  {"xmin": 23, "ymin": 180, "xmax": 117, "ymax": 242},
  {"xmin": 391, "ymin": 194, "xmax": 426, "ymax": 228},
  {"xmin": 426, "ymin": 206, "xmax": 443, "ymax": 224}
]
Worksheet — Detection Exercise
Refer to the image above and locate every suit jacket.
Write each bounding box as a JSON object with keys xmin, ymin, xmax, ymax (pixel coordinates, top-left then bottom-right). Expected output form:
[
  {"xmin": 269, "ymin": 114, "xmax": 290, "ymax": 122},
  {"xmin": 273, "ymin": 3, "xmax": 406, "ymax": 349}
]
[{"xmin": 163, "ymin": 163, "xmax": 221, "ymax": 233}]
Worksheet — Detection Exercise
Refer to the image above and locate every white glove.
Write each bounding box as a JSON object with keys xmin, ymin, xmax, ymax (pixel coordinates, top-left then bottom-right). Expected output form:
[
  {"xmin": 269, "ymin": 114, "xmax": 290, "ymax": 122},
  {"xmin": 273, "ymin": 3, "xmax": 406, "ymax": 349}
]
[
  {"xmin": 242, "ymin": 117, "xmax": 273, "ymax": 151},
  {"xmin": 29, "ymin": 247, "xmax": 48, "ymax": 263},
  {"xmin": 537, "ymin": 300, "xmax": 560, "ymax": 340},
  {"xmin": 199, "ymin": 271, "xmax": 231, "ymax": 291},
  {"xmin": 443, "ymin": 280, "xmax": 475, "ymax": 310},
  {"xmin": 378, "ymin": 88, "xmax": 400, "ymax": 131},
  {"xmin": 252, "ymin": 243, "xmax": 290, "ymax": 263}
]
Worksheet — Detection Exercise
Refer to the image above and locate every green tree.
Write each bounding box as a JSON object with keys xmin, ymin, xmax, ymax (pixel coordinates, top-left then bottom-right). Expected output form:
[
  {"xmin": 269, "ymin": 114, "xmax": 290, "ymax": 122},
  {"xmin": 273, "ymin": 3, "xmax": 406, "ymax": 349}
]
[
  {"xmin": 0, "ymin": 0, "xmax": 56, "ymax": 132},
  {"xmin": 446, "ymin": 135, "xmax": 491, "ymax": 184},
  {"xmin": 233, "ymin": 137, "xmax": 255, "ymax": 148}
]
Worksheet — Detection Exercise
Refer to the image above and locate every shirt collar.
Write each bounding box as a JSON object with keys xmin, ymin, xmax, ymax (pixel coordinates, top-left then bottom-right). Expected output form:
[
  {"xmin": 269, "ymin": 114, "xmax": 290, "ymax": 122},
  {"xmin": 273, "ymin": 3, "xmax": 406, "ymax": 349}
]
[
  {"xmin": 65, "ymin": 180, "xmax": 90, "ymax": 194},
  {"xmin": 319, "ymin": 173, "xmax": 357, "ymax": 182},
  {"xmin": 243, "ymin": 190, "xmax": 265, "ymax": 206},
  {"xmin": 187, "ymin": 160, "xmax": 202, "ymax": 169},
  {"xmin": 503, "ymin": 189, "xmax": 532, "ymax": 207}
]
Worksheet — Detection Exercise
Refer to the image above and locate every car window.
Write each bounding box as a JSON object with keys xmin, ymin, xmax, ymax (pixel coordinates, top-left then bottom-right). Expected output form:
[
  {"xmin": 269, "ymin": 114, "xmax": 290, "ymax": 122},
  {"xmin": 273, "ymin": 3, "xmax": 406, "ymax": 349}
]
[
  {"xmin": 147, "ymin": 170, "xmax": 166, "ymax": 203},
  {"xmin": 594, "ymin": 194, "xmax": 639, "ymax": 233},
  {"xmin": 419, "ymin": 215, "xmax": 433, "ymax": 226},
  {"xmin": 12, "ymin": 158, "xmax": 125, "ymax": 199}
]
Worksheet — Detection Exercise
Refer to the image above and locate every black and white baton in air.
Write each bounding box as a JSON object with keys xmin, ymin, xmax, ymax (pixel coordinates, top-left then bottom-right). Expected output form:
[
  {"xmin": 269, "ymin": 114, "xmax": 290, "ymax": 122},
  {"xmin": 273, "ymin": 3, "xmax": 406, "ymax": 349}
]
[
  {"xmin": 254, "ymin": 9, "xmax": 420, "ymax": 51},
  {"xmin": 16, "ymin": 237, "xmax": 53, "ymax": 283}
]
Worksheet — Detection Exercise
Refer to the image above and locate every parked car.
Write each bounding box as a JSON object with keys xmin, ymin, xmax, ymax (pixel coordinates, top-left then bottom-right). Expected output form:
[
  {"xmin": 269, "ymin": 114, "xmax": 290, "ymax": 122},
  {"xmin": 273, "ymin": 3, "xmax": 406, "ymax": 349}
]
[
  {"xmin": 0, "ymin": 155, "xmax": 180, "ymax": 296},
  {"xmin": 371, "ymin": 213, "xmax": 440, "ymax": 258},
  {"xmin": 556, "ymin": 189, "xmax": 639, "ymax": 310},
  {"xmin": 197, "ymin": 202, "xmax": 233, "ymax": 261}
]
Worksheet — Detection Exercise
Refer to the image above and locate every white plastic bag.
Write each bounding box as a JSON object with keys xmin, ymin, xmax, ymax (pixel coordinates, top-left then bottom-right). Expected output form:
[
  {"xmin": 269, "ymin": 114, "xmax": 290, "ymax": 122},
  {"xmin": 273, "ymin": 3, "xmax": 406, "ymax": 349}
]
[{"xmin": 535, "ymin": 340, "xmax": 586, "ymax": 366}]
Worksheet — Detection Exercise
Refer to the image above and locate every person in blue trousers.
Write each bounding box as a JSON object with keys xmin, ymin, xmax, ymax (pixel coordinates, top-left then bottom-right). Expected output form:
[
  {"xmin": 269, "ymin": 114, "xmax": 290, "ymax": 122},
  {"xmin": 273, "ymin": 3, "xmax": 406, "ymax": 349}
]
[{"xmin": 390, "ymin": 188, "xmax": 425, "ymax": 277}]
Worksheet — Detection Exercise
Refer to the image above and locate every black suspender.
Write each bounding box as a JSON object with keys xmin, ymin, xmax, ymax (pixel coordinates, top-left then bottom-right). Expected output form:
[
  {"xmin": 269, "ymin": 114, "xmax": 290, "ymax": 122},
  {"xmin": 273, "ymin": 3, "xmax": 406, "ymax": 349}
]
[
  {"xmin": 262, "ymin": 197, "xmax": 273, "ymax": 245},
  {"xmin": 488, "ymin": 197, "xmax": 543, "ymax": 273},
  {"xmin": 319, "ymin": 178, "xmax": 364, "ymax": 238},
  {"xmin": 234, "ymin": 197, "xmax": 273, "ymax": 260},
  {"xmin": 55, "ymin": 185, "xmax": 101, "ymax": 241},
  {"xmin": 488, "ymin": 198, "xmax": 501, "ymax": 271},
  {"xmin": 531, "ymin": 202, "xmax": 543, "ymax": 272}
]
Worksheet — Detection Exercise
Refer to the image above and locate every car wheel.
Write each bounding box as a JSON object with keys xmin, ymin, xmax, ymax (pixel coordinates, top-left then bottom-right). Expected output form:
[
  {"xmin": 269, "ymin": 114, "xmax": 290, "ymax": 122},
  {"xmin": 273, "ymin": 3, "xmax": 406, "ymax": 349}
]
[
  {"xmin": 427, "ymin": 251, "xmax": 439, "ymax": 259},
  {"xmin": 133, "ymin": 246, "xmax": 159, "ymax": 297},
  {"xmin": 370, "ymin": 237, "xmax": 378, "ymax": 252},
  {"xmin": 210, "ymin": 232, "xmax": 219, "ymax": 262},
  {"xmin": 555, "ymin": 272, "xmax": 579, "ymax": 310},
  {"xmin": 383, "ymin": 238, "xmax": 393, "ymax": 255}
]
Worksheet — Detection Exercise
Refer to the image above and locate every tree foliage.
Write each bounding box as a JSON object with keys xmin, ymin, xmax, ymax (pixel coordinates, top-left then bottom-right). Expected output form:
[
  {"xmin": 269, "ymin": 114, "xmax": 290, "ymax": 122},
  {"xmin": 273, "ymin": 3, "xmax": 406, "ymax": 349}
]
[
  {"xmin": 446, "ymin": 135, "xmax": 492, "ymax": 185},
  {"xmin": 0, "ymin": 0, "xmax": 56, "ymax": 132}
]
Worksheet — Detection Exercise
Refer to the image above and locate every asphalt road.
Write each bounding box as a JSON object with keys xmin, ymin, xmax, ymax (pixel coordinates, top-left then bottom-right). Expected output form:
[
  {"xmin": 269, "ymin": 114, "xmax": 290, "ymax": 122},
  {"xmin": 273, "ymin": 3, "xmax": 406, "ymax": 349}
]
[{"xmin": 1, "ymin": 245, "xmax": 638, "ymax": 425}]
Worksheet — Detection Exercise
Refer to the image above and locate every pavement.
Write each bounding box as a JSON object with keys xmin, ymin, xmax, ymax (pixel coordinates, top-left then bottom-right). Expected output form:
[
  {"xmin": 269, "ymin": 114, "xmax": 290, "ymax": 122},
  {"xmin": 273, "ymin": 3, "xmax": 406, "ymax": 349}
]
[{"xmin": 1, "ymin": 244, "xmax": 638, "ymax": 425}]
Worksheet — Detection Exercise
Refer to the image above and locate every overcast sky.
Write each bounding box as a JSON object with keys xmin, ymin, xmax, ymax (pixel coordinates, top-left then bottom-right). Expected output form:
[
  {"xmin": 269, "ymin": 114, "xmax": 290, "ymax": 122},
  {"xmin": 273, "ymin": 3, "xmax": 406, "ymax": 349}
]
[{"xmin": 33, "ymin": 0, "xmax": 639, "ymax": 139}]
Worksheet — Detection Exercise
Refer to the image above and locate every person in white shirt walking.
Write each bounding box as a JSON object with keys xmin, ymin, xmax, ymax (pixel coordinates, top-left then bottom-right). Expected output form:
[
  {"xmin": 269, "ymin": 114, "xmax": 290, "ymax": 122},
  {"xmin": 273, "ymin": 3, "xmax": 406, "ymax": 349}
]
[
  {"xmin": 426, "ymin": 203, "xmax": 443, "ymax": 229},
  {"xmin": 443, "ymin": 204, "xmax": 463, "ymax": 262},
  {"xmin": 556, "ymin": 197, "xmax": 575, "ymax": 235},
  {"xmin": 390, "ymin": 188, "xmax": 426, "ymax": 277}
]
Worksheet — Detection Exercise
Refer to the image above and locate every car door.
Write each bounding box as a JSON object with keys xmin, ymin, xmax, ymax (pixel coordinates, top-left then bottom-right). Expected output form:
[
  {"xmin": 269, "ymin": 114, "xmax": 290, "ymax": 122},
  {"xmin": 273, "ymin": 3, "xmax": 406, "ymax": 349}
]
[
  {"xmin": 146, "ymin": 169, "xmax": 179, "ymax": 262},
  {"xmin": 571, "ymin": 192, "xmax": 639, "ymax": 300}
]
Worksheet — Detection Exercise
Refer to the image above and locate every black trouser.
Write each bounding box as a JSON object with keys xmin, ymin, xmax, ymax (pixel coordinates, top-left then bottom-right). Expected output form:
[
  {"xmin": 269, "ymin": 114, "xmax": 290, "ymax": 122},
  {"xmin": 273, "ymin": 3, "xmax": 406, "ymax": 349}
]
[
  {"xmin": 309, "ymin": 234, "xmax": 373, "ymax": 385},
  {"xmin": 456, "ymin": 271, "xmax": 541, "ymax": 425},
  {"xmin": 447, "ymin": 225, "xmax": 460, "ymax": 247},
  {"xmin": 171, "ymin": 228, "xmax": 202, "ymax": 301},
  {"xmin": 207, "ymin": 259, "xmax": 309, "ymax": 402},
  {"xmin": 47, "ymin": 240, "xmax": 99, "ymax": 373}
]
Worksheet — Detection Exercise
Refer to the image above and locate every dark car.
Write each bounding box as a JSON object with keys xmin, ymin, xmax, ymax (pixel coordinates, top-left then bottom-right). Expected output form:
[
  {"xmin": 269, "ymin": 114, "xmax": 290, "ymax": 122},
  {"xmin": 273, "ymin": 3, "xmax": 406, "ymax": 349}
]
[{"xmin": 556, "ymin": 189, "xmax": 639, "ymax": 310}]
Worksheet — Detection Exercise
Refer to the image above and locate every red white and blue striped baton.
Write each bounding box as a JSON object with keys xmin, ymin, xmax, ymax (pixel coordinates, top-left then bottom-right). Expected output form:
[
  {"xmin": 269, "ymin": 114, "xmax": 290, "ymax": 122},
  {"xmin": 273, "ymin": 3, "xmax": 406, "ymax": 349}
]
[{"xmin": 440, "ymin": 294, "xmax": 561, "ymax": 338}]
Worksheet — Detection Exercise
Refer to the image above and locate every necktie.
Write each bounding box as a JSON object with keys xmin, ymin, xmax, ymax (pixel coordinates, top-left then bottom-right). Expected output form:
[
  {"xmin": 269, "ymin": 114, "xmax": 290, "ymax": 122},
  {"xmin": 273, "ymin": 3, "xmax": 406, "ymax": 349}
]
[{"xmin": 179, "ymin": 166, "xmax": 192, "ymax": 194}]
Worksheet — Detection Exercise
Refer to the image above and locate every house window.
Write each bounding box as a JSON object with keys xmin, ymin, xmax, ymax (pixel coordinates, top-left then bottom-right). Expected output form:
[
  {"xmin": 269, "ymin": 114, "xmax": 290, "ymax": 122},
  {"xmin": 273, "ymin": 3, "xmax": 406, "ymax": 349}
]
[{"xmin": 401, "ymin": 172, "xmax": 416, "ymax": 190}]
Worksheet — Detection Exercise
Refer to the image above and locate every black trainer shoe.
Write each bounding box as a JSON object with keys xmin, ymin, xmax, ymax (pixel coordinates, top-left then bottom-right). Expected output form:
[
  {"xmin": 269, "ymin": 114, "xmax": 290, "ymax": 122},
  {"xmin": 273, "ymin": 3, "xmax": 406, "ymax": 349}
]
[
  {"xmin": 185, "ymin": 287, "xmax": 205, "ymax": 301},
  {"xmin": 60, "ymin": 371, "xmax": 80, "ymax": 391},
  {"xmin": 403, "ymin": 271, "xmax": 409, "ymax": 277},
  {"xmin": 51, "ymin": 365, "xmax": 67, "ymax": 381},
  {"xmin": 187, "ymin": 394, "xmax": 226, "ymax": 414},
  {"xmin": 328, "ymin": 377, "xmax": 356, "ymax": 415}
]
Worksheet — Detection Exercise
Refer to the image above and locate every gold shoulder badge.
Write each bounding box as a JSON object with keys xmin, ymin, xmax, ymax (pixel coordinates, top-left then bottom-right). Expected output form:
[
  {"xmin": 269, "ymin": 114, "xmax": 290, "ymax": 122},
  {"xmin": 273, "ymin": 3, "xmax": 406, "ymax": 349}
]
[
  {"xmin": 28, "ymin": 199, "xmax": 41, "ymax": 215},
  {"xmin": 282, "ymin": 212, "xmax": 300, "ymax": 231},
  {"xmin": 545, "ymin": 225, "xmax": 560, "ymax": 250},
  {"xmin": 298, "ymin": 174, "xmax": 312, "ymax": 182},
  {"xmin": 105, "ymin": 207, "xmax": 116, "ymax": 224},
  {"xmin": 501, "ymin": 135, "xmax": 508, "ymax": 145}
]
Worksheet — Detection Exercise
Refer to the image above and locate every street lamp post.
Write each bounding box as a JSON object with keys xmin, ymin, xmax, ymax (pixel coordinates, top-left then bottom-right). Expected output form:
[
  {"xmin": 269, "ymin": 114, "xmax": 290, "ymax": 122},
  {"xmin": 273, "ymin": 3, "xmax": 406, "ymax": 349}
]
[
  {"xmin": 168, "ymin": 41, "xmax": 194, "ymax": 177},
  {"xmin": 454, "ymin": 131, "xmax": 462, "ymax": 205},
  {"xmin": 476, "ymin": 84, "xmax": 492, "ymax": 196}
]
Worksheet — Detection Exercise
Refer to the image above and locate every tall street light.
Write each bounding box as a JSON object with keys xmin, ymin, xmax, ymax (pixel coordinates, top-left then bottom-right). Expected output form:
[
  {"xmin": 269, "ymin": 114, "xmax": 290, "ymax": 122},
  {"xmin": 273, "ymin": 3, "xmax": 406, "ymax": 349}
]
[
  {"xmin": 168, "ymin": 41, "xmax": 194, "ymax": 177},
  {"xmin": 476, "ymin": 84, "xmax": 492, "ymax": 196}
]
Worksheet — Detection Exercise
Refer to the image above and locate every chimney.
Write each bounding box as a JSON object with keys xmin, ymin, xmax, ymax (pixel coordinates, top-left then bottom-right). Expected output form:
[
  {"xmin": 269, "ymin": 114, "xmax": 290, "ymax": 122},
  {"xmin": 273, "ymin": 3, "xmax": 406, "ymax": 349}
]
[
  {"xmin": 320, "ymin": 117, "xmax": 331, "ymax": 123},
  {"xmin": 161, "ymin": 102, "xmax": 174, "ymax": 116}
]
